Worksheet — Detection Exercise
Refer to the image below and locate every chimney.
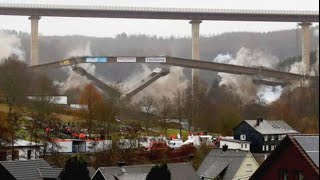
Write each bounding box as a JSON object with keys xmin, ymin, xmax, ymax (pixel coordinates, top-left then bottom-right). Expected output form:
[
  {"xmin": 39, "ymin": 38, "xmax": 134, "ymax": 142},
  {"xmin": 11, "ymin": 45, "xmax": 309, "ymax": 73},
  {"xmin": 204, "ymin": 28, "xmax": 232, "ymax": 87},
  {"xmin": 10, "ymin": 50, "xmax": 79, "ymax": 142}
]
[
  {"xmin": 222, "ymin": 144, "xmax": 228, "ymax": 152},
  {"xmin": 256, "ymin": 117, "xmax": 263, "ymax": 126},
  {"xmin": 117, "ymin": 161, "xmax": 126, "ymax": 167}
]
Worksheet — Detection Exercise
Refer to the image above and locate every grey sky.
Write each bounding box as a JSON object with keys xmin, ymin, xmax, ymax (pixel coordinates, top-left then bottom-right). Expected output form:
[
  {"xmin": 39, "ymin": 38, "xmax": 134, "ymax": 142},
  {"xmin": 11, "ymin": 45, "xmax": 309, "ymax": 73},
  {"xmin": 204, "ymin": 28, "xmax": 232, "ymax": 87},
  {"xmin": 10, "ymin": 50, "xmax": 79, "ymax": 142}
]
[{"xmin": 0, "ymin": 0, "xmax": 319, "ymax": 37}]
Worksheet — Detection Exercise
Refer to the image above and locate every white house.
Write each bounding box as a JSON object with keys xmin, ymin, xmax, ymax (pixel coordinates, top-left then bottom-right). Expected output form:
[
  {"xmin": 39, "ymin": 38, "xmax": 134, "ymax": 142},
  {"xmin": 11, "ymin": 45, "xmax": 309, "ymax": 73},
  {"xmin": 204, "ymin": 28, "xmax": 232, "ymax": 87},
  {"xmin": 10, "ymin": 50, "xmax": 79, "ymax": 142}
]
[
  {"xmin": 0, "ymin": 139, "xmax": 43, "ymax": 160},
  {"xmin": 219, "ymin": 138, "xmax": 251, "ymax": 151},
  {"xmin": 46, "ymin": 139, "xmax": 112, "ymax": 153}
]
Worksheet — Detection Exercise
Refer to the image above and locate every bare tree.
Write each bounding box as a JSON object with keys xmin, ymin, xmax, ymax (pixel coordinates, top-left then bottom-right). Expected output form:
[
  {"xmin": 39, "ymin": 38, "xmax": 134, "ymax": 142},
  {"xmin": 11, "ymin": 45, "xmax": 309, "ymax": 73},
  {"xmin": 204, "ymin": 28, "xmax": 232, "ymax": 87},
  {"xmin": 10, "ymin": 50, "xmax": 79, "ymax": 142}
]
[
  {"xmin": 79, "ymin": 84, "xmax": 104, "ymax": 139},
  {"xmin": 173, "ymin": 90, "xmax": 184, "ymax": 137},
  {"xmin": 157, "ymin": 96, "xmax": 172, "ymax": 138},
  {"xmin": 27, "ymin": 75, "xmax": 59, "ymax": 157},
  {"xmin": 96, "ymin": 99, "xmax": 117, "ymax": 139},
  {"xmin": 0, "ymin": 55, "xmax": 30, "ymax": 160},
  {"xmin": 139, "ymin": 95, "xmax": 156, "ymax": 136},
  {"xmin": 183, "ymin": 88, "xmax": 193, "ymax": 133}
]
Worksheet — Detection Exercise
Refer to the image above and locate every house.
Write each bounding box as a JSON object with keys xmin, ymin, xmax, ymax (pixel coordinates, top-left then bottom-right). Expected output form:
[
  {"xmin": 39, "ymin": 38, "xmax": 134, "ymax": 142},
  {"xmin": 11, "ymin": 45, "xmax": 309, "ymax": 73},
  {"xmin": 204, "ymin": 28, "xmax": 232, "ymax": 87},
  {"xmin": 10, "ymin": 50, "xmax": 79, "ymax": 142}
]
[
  {"xmin": 0, "ymin": 139, "xmax": 43, "ymax": 161},
  {"xmin": 219, "ymin": 138, "xmax": 251, "ymax": 151},
  {"xmin": 46, "ymin": 139, "xmax": 112, "ymax": 153},
  {"xmin": 197, "ymin": 147, "xmax": 259, "ymax": 180},
  {"xmin": 233, "ymin": 118, "xmax": 299, "ymax": 153},
  {"xmin": 92, "ymin": 162, "xmax": 199, "ymax": 180},
  {"xmin": 250, "ymin": 135, "xmax": 319, "ymax": 180},
  {"xmin": 0, "ymin": 159, "xmax": 62, "ymax": 180}
]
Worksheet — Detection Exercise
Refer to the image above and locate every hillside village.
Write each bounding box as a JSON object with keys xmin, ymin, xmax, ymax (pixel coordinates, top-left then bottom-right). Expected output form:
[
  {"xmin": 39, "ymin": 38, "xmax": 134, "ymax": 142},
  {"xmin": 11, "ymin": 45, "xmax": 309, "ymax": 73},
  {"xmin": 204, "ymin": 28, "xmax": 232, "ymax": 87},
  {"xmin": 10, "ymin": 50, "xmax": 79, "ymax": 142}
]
[{"xmin": 0, "ymin": 1, "xmax": 319, "ymax": 179}]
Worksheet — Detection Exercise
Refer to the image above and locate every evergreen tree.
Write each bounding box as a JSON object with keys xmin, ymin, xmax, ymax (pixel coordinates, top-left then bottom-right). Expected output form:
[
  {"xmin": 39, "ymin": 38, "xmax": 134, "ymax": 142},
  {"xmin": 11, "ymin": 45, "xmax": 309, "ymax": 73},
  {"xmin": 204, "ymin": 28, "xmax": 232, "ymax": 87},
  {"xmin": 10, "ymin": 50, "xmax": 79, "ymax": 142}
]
[
  {"xmin": 146, "ymin": 163, "xmax": 171, "ymax": 180},
  {"xmin": 60, "ymin": 156, "xmax": 90, "ymax": 180}
]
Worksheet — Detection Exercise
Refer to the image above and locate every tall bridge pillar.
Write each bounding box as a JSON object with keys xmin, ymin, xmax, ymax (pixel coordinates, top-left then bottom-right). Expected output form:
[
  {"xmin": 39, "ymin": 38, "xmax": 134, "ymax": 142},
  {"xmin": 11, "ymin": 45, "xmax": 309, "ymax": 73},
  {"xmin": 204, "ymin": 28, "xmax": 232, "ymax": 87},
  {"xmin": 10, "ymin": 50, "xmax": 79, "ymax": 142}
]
[
  {"xmin": 190, "ymin": 20, "xmax": 202, "ymax": 129},
  {"xmin": 299, "ymin": 22, "xmax": 312, "ymax": 75},
  {"xmin": 29, "ymin": 16, "xmax": 40, "ymax": 66}
]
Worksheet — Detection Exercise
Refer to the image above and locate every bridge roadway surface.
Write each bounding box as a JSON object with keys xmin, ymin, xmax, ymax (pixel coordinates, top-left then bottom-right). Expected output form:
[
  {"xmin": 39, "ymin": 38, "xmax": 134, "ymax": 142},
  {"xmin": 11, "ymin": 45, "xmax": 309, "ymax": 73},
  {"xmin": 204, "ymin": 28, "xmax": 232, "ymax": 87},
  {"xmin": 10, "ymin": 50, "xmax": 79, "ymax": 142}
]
[
  {"xmin": 28, "ymin": 56, "xmax": 316, "ymax": 82},
  {"xmin": 0, "ymin": 3, "xmax": 318, "ymax": 22}
]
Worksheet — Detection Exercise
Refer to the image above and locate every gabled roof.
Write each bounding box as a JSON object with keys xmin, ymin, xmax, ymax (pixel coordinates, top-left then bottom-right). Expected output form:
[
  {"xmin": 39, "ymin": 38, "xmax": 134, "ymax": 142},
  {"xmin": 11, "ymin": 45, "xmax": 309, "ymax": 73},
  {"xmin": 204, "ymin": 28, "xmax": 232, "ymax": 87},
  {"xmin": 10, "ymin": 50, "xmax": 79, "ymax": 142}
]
[
  {"xmin": 236, "ymin": 120, "xmax": 299, "ymax": 135},
  {"xmin": 250, "ymin": 135, "xmax": 319, "ymax": 179},
  {"xmin": 220, "ymin": 138, "xmax": 251, "ymax": 144},
  {"xmin": 197, "ymin": 149, "xmax": 248, "ymax": 179},
  {"xmin": 0, "ymin": 159, "xmax": 50, "ymax": 180},
  {"xmin": 1, "ymin": 139, "xmax": 44, "ymax": 148},
  {"xmin": 168, "ymin": 163, "xmax": 200, "ymax": 180},
  {"xmin": 293, "ymin": 135, "xmax": 319, "ymax": 167},
  {"xmin": 38, "ymin": 167, "xmax": 62, "ymax": 179},
  {"xmin": 95, "ymin": 162, "xmax": 198, "ymax": 180},
  {"xmin": 87, "ymin": 166, "xmax": 96, "ymax": 178}
]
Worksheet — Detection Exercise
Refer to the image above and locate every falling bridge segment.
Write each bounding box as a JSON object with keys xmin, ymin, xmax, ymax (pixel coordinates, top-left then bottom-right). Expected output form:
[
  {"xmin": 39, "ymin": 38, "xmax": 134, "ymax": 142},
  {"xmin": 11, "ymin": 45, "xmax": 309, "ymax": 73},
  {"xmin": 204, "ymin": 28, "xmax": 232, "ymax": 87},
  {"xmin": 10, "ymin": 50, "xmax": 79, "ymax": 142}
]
[{"xmin": 28, "ymin": 56, "xmax": 317, "ymax": 82}]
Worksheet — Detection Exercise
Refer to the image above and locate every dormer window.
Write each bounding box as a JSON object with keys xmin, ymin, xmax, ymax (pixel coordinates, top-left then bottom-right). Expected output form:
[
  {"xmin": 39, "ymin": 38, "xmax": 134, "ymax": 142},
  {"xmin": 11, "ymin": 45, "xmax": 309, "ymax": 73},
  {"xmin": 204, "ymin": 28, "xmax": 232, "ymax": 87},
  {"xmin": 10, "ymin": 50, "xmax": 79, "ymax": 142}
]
[{"xmin": 240, "ymin": 134, "xmax": 246, "ymax": 140}]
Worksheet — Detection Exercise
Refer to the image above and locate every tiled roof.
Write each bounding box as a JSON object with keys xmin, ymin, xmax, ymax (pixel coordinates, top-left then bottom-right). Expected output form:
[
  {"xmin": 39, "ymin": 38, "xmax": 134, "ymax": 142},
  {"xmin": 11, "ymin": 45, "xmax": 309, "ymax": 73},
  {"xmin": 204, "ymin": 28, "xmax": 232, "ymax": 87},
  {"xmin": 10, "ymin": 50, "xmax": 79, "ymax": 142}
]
[
  {"xmin": 220, "ymin": 139, "xmax": 251, "ymax": 144},
  {"xmin": 244, "ymin": 120, "xmax": 299, "ymax": 135},
  {"xmin": 38, "ymin": 167, "xmax": 62, "ymax": 179},
  {"xmin": 294, "ymin": 135, "xmax": 319, "ymax": 167},
  {"xmin": 0, "ymin": 159, "xmax": 50, "ymax": 180},
  {"xmin": 197, "ymin": 149, "xmax": 248, "ymax": 179},
  {"xmin": 96, "ymin": 162, "xmax": 198, "ymax": 180},
  {"xmin": 168, "ymin": 163, "xmax": 199, "ymax": 180}
]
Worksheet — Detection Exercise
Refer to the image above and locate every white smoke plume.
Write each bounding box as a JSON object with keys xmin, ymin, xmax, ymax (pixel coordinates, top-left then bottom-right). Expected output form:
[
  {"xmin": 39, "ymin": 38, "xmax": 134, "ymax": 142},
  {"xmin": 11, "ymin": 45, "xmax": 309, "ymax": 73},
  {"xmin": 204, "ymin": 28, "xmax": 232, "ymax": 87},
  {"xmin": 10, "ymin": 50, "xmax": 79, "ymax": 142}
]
[
  {"xmin": 58, "ymin": 42, "xmax": 113, "ymax": 94},
  {"xmin": 59, "ymin": 43, "xmax": 95, "ymax": 92},
  {"xmin": 126, "ymin": 65, "xmax": 189, "ymax": 102},
  {"xmin": 214, "ymin": 47, "xmax": 283, "ymax": 104},
  {"xmin": 0, "ymin": 31, "xmax": 25, "ymax": 61}
]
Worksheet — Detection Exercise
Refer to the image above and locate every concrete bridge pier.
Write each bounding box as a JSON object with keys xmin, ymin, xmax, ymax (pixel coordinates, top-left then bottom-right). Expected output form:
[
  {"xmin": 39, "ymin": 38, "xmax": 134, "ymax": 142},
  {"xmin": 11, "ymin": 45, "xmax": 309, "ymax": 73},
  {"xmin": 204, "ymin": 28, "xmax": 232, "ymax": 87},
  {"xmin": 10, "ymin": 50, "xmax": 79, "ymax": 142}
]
[
  {"xmin": 299, "ymin": 22, "xmax": 312, "ymax": 75},
  {"xmin": 190, "ymin": 20, "xmax": 202, "ymax": 129},
  {"xmin": 190, "ymin": 20, "xmax": 202, "ymax": 97},
  {"xmin": 29, "ymin": 16, "xmax": 40, "ymax": 66}
]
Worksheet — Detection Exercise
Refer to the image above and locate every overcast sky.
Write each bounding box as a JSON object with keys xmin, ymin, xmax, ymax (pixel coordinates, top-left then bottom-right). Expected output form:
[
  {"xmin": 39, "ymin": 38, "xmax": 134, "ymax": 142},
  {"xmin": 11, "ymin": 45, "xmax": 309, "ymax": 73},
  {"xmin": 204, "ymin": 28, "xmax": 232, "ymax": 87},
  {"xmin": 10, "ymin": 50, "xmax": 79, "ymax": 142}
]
[{"xmin": 0, "ymin": 0, "xmax": 319, "ymax": 37}]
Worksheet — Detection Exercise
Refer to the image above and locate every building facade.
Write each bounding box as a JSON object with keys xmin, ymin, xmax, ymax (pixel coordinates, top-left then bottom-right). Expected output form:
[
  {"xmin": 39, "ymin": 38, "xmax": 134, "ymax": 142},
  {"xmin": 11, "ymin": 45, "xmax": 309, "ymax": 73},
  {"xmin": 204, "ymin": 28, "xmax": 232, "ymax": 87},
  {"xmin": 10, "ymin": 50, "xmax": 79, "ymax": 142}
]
[
  {"xmin": 233, "ymin": 119, "xmax": 299, "ymax": 153},
  {"xmin": 219, "ymin": 139, "xmax": 251, "ymax": 151},
  {"xmin": 250, "ymin": 135, "xmax": 319, "ymax": 180},
  {"xmin": 197, "ymin": 148, "xmax": 259, "ymax": 180}
]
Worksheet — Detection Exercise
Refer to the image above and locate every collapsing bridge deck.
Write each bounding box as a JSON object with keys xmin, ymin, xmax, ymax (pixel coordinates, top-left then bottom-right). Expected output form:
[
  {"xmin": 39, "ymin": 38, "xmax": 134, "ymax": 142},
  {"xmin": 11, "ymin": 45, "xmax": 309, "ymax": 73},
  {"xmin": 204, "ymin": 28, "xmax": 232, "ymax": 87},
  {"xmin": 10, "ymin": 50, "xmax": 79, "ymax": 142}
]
[{"xmin": 29, "ymin": 56, "xmax": 316, "ymax": 82}]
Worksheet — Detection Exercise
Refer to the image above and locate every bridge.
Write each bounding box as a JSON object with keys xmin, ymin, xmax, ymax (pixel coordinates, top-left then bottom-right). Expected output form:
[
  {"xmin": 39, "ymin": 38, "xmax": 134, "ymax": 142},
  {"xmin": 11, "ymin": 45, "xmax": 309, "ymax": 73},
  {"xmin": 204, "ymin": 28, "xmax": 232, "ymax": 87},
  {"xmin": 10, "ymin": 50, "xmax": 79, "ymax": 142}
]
[
  {"xmin": 29, "ymin": 56, "xmax": 316, "ymax": 82},
  {"xmin": 0, "ymin": 3, "xmax": 318, "ymax": 22},
  {"xmin": 1, "ymin": 2, "xmax": 319, "ymax": 110}
]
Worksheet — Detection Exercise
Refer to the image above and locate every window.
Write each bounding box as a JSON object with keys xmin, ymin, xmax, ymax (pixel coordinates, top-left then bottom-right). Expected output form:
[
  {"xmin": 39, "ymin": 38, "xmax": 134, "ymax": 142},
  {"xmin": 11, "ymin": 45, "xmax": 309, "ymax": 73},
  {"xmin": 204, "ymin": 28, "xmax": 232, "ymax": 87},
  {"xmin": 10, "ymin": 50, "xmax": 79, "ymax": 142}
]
[
  {"xmin": 264, "ymin": 135, "xmax": 268, "ymax": 141},
  {"xmin": 241, "ymin": 144, "xmax": 244, "ymax": 149},
  {"xmin": 266, "ymin": 145, "xmax": 269, "ymax": 151},
  {"xmin": 279, "ymin": 169, "xmax": 288, "ymax": 180},
  {"xmin": 271, "ymin": 135, "xmax": 275, "ymax": 141},
  {"xmin": 278, "ymin": 135, "xmax": 282, "ymax": 140},
  {"xmin": 294, "ymin": 171, "xmax": 304, "ymax": 180},
  {"xmin": 298, "ymin": 172, "xmax": 304, "ymax": 180},
  {"xmin": 262, "ymin": 145, "xmax": 265, "ymax": 151},
  {"xmin": 271, "ymin": 145, "xmax": 275, "ymax": 151},
  {"xmin": 27, "ymin": 150, "xmax": 32, "ymax": 160},
  {"xmin": 244, "ymin": 144, "xmax": 247, "ymax": 149},
  {"xmin": 240, "ymin": 134, "xmax": 246, "ymax": 140},
  {"xmin": 246, "ymin": 164, "xmax": 252, "ymax": 172}
]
